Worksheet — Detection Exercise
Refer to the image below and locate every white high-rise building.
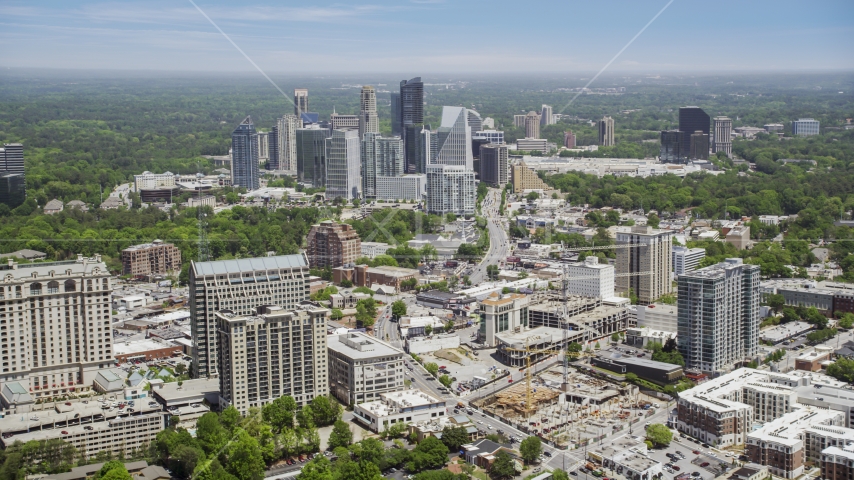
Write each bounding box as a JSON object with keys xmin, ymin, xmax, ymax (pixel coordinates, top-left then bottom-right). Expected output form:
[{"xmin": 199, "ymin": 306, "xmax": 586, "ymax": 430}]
[
  {"xmin": 566, "ymin": 256, "xmax": 615, "ymax": 299},
  {"xmin": 217, "ymin": 305, "xmax": 329, "ymax": 414},
  {"xmin": 359, "ymin": 86, "xmax": 379, "ymax": 139},
  {"xmin": 361, "ymin": 133, "xmax": 403, "ymax": 199},
  {"xmin": 326, "ymin": 129, "xmax": 361, "ymax": 200},
  {"xmin": 792, "ymin": 118, "xmax": 820, "ymax": 136},
  {"xmin": 467, "ymin": 109, "xmax": 483, "ymax": 136},
  {"xmin": 541, "ymin": 104, "xmax": 554, "ymax": 126},
  {"xmin": 672, "ymin": 246, "xmax": 706, "ymax": 275},
  {"xmin": 426, "ymin": 164, "xmax": 476, "ymax": 216},
  {"xmin": 376, "ymin": 175, "xmax": 426, "ymax": 202},
  {"xmin": 276, "ymin": 114, "xmax": 301, "ymax": 172},
  {"xmin": 0, "ymin": 255, "xmax": 114, "ymax": 399},
  {"xmin": 677, "ymin": 258, "xmax": 760, "ymax": 372},
  {"xmin": 713, "ymin": 116, "xmax": 733, "ymax": 158},
  {"xmin": 327, "ymin": 332, "xmax": 405, "ymax": 406},
  {"xmin": 189, "ymin": 254, "xmax": 311, "ymax": 378},
  {"xmin": 616, "ymin": 226, "xmax": 673, "ymax": 305},
  {"xmin": 472, "ymin": 130, "xmax": 505, "ymax": 145},
  {"xmin": 256, "ymin": 131, "xmax": 269, "ymax": 161},
  {"xmin": 330, "ymin": 112, "xmax": 359, "ymax": 131},
  {"xmin": 133, "ymin": 171, "xmax": 176, "ymax": 191},
  {"xmin": 435, "ymin": 106, "xmax": 473, "ymax": 170}
]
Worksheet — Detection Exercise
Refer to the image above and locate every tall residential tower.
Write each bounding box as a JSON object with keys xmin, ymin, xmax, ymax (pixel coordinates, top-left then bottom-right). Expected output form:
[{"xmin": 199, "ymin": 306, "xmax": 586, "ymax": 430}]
[{"xmin": 231, "ymin": 116, "xmax": 260, "ymax": 190}]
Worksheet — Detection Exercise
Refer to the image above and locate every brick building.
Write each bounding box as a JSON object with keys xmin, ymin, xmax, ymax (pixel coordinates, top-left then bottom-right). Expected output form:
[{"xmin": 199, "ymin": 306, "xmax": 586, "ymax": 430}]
[
  {"xmin": 121, "ymin": 240, "xmax": 181, "ymax": 277},
  {"xmin": 306, "ymin": 221, "xmax": 361, "ymax": 269}
]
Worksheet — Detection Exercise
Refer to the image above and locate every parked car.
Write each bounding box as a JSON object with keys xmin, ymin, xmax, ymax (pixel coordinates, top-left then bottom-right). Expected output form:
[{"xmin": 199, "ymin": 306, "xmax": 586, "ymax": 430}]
[{"xmin": 700, "ymin": 462, "xmax": 710, "ymax": 467}]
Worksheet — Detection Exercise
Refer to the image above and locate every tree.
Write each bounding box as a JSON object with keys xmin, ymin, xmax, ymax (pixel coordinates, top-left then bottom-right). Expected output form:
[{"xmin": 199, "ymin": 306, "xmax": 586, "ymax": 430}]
[
  {"xmin": 392, "ymin": 300, "xmax": 407, "ymax": 319},
  {"xmin": 220, "ymin": 405, "xmax": 241, "ymax": 434},
  {"xmin": 567, "ymin": 342, "xmax": 582, "ymax": 354},
  {"xmin": 424, "ymin": 325, "xmax": 433, "ymax": 336},
  {"xmin": 424, "ymin": 362, "xmax": 439, "ymax": 377},
  {"xmin": 356, "ymin": 438, "xmax": 385, "ymax": 464},
  {"xmin": 839, "ymin": 313, "xmax": 854, "ymax": 329},
  {"xmin": 486, "ymin": 264, "xmax": 499, "ymax": 280},
  {"xmin": 335, "ymin": 460, "xmax": 382, "ymax": 480},
  {"xmin": 222, "ymin": 429, "xmax": 265, "ymax": 480},
  {"xmin": 647, "ymin": 213, "xmax": 660, "ymax": 228},
  {"xmin": 196, "ymin": 412, "xmax": 228, "ymax": 454},
  {"xmin": 175, "ymin": 362, "xmax": 187, "ymax": 376},
  {"xmin": 525, "ymin": 191, "xmax": 540, "ymax": 202},
  {"xmin": 439, "ymin": 374, "xmax": 452, "ymax": 388},
  {"xmin": 519, "ymin": 436, "xmax": 542, "ymax": 464},
  {"xmin": 766, "ymin": 294, "xmax": 786, "ymax": 313},
  {"xmin": 331, "ymin": 308, "xmax": 344, "ymax": 321},
  {"xmin": 781, "ymin": 307, "xmax": 799, "ymax": 323},
  {"xmin": 385, "ymin": 421, "xmax": 408, "ymax": 439},
  {"xmin": 262, "ymin": 395, "xmax": 297, "ymax": 432},
  {"xmin": 551, "ymin": 470, "xmax": 570, "ymax": 480},
  {"xmin": 407, "ymin": 436, "xmax": 449, "ymax": 472},
  {"xmin": 420, "ymin": 244, "xmax": 438, "ymax": 262},
  {"xmin": 610, "ymin": 332, "xmax": 620, "ymax": 343},
  {"xmin": 827, "ymin": 357, "xmax": 854, "ymax": 383},
  {"xmin": 297, "ymin": 456, "xmax": 334, "ymax": 480},
  {"xmin": 489, "ymin": 451, "xmax": 516, "ymax": 479},
  {"xmin": 340, "ymin": 279, "xmax": 353, "ymax": 288},
  {"xmin": 645, "ymin": 423, "xmax": 673, "ymax": 448},
  {"xmin": 328, "ymin": 420, "xmax": 353, "ymax": 449},
  {"xmin": 310, "ymin": 395, "xmax": 342, "ymax": 426},
  {"xmin": 440, "ymin": 425, "xmax": 469, "ymax": 451}
]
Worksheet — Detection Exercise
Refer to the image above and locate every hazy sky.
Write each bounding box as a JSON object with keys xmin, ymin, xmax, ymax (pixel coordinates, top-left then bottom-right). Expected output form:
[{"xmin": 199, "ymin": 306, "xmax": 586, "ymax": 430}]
[{"xmin": 2, "ymin": 0, "xmax": 852, "ymax": 73}]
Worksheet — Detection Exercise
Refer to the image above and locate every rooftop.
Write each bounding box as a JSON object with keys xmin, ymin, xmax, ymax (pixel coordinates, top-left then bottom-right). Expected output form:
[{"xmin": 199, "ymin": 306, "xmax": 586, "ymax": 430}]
[
  {"xmin": 358, "ymin": 389, "xmax": 445, "ymax": 417},
  {"xmin": 0, "ymin": 255, "xmax": 107, "ymax": 280},
  {"xmin": 0, "ymin": 400, "xmax": 162, "ymax": 435},
  {"xmin": 367, "ymin": 265, "xmax": 418, "ymax": 278},
  {"xmin": 113, "ymin": 338, "xmax": 178, "ymax": 356},
  {"xmin": 748, "ymin": 406, "xmax": 843, "ymax": 447},
  {"xmin": 150, "ymin": 378, "xmax": 219, "ymax": 403},
  {"xmin": 327, "ymin": 332, "xmax": 405, "ymax": 360},
  {"xmin": 123, "ymin": 240, "xmax": 173, "ymax": 251},
  {"xmin": 494, "ymin": 326, "xmax": 566, "ymax": 348},
  {"xmin": 192, "ymin": 254, "xmax": 307, "ymax": 276}
]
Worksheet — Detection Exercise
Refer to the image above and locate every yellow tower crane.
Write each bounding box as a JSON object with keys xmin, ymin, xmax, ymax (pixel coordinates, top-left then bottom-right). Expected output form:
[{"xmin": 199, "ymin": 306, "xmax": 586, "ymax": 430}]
[{"xmin": 501, "ymin": 342, "xmax": 573, "ymax": 417}]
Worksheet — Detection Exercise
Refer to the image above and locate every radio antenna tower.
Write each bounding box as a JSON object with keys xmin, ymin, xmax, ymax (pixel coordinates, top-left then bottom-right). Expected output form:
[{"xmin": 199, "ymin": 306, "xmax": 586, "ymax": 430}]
[{"xmin": 196, "ymin": 171, "xmax": 210, "ymax": 262}]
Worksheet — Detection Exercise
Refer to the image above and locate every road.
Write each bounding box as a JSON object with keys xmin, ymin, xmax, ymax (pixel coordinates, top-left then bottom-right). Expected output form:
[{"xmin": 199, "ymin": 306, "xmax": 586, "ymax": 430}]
[{"xmin": 470, "ymin": 188, "xmax": 510, "ymax": 284}]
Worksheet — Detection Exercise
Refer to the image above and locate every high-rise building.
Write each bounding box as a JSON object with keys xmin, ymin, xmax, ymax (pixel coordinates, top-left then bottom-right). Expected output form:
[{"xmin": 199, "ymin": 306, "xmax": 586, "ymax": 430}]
[
  {"xmin": 256, "ymin": 131, "xmax": 269, "ymax": 162},
  {"xmin": 0, "ymin": 255, "xmax": 114, "ymax": 399},
  {"xmin": 479, "ymin": 143, "xmax": 509, "ymax": 187},
  {"xmin": 713, "ymin": 116, "xmax": 733, "ymax": 158},
  {"xmin": 280, "ymin": 115, "xmax": 302, "ymax": 173},
  {"xmin": 689, "ymin": 131, "xmax": 710, "ymax": 160},
  {"xmin": 0, "ymin": 143, "xmax": 26, "ymax": 207},
  {"xmin": 563, "ymin": 131, "xmax": 576, "ymax": 148},
  {"xmin": 541, "ymin": 104, "xmax": 554, "ymax": 126},
  {"xmin": 672, "ymin": 246, "xmax": 705, "ymax": 275},
  {"xmin": 375, "ymin": 175, "xmax": 426, "ymax": 202},
  {"xmin": 390, "ymin": 92, "xmax": 402, "ymax": 137},
  {"xmin": 294, "ymin": 89, "xmax": 309, "ymax": 117},
  {"xmin": 231, "ymin": 116, "xmax": 260, "ymax": 190},
  {"xmin": 792, "ymin": 118, "xmax": 820, "ymax": 136},
  {"xmin": 361, "ymin": 133, "xmax": 404, "ymax": 199},
  {"xmin": 467, "ymin": 109, "xmax": 483, "ymax": 135},
  {"xmin": 325, "ymin": 130, "xmax": 361, "ymax": 201},
  {"xmin": 566, "ymin": 256, "xmax": 615, "ymax": 299},
  {"xmin": 327, "ymin": 332, "xmax": 405, "ymax": 405},
  {"xmin": 435, "ymin": 106, "xmax": 473, "ymax": 170},
  {"xmin": 615, "ymin": 226, "xmax": 673, "ymax": 305},
  {"xmin": 426, "ymin": 164, "xmax": 476, "ymax": 216},
  {"xmin": 598, "ymin": 116, "xmax": 615, "ymax": 146},
  {"xmin": 511, "ymin": 162, "xmax": 553, "ymax": 194},
  {"xmin": 121, "ymin": 240, "xmax": 182, "ymax": 277},
  {"xmin": 404, "ymin": 123, "xmax": 426, "ymax": 173},
  {"xmin": 306, "ymin": 221, "xmax": 362, "ymax": 269},
  {"xmin": 217, "ymin": 305, "xmax": 329, "ymax": 414},
  {"xmin": 472, "ymin": 130, "xmax": 505, "ymax": 145},
  {"xmin": 359, "ymin": 86, "xmax": 379, "ymax": 139},
  {"xmin": 679, "ymin": 106, "xmax": 710, "ymax": 159},
  {"xmin": 677, "ymin": 259, "xmax": 760, "ymax": 372},
  {"xmin": 268, "ymin": 124, "xmax": 279, "ymax": 170},
  {"xmin": 524, "ymin": 111, "xmax": 541, "ymax": 139},
  {"xmin": 399, "ymin": 77, "xmax": 424, "ymax": 130},
  {"xmin": 189, "ymin": 254, "xmax": 311, "ymax": 378},
  {"xmin": 514, "ymin": 115, "xmax": 527, "ymax": 128},
  {"xmin": 296, "ymin": 126, "xmax": 331, "ymax": 187},
  {"xmin": 330, "ymin": 112, "xmax": 359, "ymax": 131},
  {"xmin": 659, "ymin": 130, "xmax": 682, "ymax": 163}
]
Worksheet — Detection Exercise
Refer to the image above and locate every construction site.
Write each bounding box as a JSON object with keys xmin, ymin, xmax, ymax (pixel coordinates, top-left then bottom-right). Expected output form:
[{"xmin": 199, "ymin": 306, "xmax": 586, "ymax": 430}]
[{"xmin": 472, "ymin": 364, "xmax": 659, "ymax": 449}]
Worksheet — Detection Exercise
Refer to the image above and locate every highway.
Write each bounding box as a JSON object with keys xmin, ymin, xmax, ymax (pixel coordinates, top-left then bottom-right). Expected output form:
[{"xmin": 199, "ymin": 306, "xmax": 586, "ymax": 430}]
[{"xmin": 470, "ymin": 188, "xmax": 510, "ymax": 284}]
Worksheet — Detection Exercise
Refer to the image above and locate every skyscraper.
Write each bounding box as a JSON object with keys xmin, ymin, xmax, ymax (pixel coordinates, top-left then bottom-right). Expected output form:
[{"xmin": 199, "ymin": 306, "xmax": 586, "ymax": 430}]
[
  {"xmin": 390, "ymin": 92, "xmax": 402, "ymax": 137},
  {"xmin": 0, "ymin": 143, "xmax": 25, "ymax": 207},
  {"xmin": 294, "ymin": 88, "xmax": 309, "ymax": 117},
  {"xmin": 467, "ymin": 109, "xmax": 483, "ymax": 135},
  {"xmin": 479, "ymin": 143, "xmax": 509, "ymax": 187},
  {"xmin": 399, "ymin": 77, "xmax": 424, "ymax": 129},
  {"xmin": 677, "ymin": 259, "xmax": 760, "ymax": 372},
  {"xmin": 564, "ymin": 130, "xmax": 576, "ymax": 148},
  {"xmin": 615, "ymin": 226, "xmax": 673, "ymax": 305},
  {"xmin": 713, "ymin": 116, "xmax": 733, "ymax": 158},
  {"xmin": 362, "ymin": 133, "xmax": 404, "ymax": 199},
  {"xmin": 404, "ymin": 123, "xmax": 425, "ymax": 173},
  {"xmin": 541, "ymin": 104, "xmax": 554, "ymax": 126},
  {"xmin": 525, "ymin": 111, "xmax": 540, "ymax": 139},
  {"xmin": 598, "ymin": 116, "xmax": 615, "ymax": 146},
  {"xmin": 189, "ymin": 254, "xmax": 311, "ymax": 378},
  {"xmin": 276, "ymin": 114, "xmax": 301, "ymax": 172},
  {"xmin": 330, "ymin": 111, "xmax": 359, "ymax": 131},
  {"xmin": 689, "ymin": 131, "xmax": 710, "ymax": 160},
  {"xmin": 426, "ymin": 164, "xmax": 476, "ymax": 216},
  {"xmin": 359, "ymin": 86, "xmax": 379, "ymax": 139},
  {"xmin": 256, "ymin": 131, "xmax": 269, "ymax": 162},
  {"xmin": 268, "ymin": 124, "xmax": 279, "ymax": 170},
  {"xmin": 230, "ymin": 116, "xmax": 260, "ymax": 190},
  {"xmin": 296, "ymin": 126, "xmax": 331, "ymax": 186},
  {"xmin": 325, "ymin": 129, "xmax": 361, "ymax": 201},
  {"xmin": 659, "ymin": 130, "xmax": 682, "ymax": 163},
  {"xmin": 435, "ymin": 106, "xmax": 473, "ymax": 170},
  {"xmin": 679, "ymin": 106, "xmax": 710, "ymax": 159},
  {"xmin": 217, "ymin": 305, "xmax": 330, "ymax": 414}
]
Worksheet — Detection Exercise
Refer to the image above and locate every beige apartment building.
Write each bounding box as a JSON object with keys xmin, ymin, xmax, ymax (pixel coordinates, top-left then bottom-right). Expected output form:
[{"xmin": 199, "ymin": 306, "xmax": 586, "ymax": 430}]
[
  {"xmin": 615, "ymin": 226, "xmax": 673, "ymax": 305},
  {"xmin": 0, "ymin": 255, "xmax": 114, "ymax": 399},
  {"xmin": 511, "ymin": 162, "xmax": 553, "ymax": 194},
  {"xmin": 121, "ymin": 240, "xmax": 181, "ymax": 277},
  {"xmin": 216, "ymin": 305, "xmax": 329, "ymax": 414},
  {"xmin": 306, "ymin": 221, "xmax": 362, "ymax": 269}
]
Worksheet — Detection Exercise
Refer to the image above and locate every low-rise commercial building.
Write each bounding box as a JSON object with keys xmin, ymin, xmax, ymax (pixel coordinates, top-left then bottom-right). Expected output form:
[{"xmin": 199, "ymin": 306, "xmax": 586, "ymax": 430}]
[
  {"xmin": 149, "ymin": 378, "xmax": 220, "ymax": 409},
  {"xmin": 360, "ymin": 242, "xmax": 391, "ymax": 259},
  {"xmin": 113, "ymin": 339, "xmax": 182, "ymax": 363},
  {"xmin": 353, "ymin": 389, "xmax": 447, "ymax": 433},
  {"xmin": 327, "ymin": 332, "xmax": 405, "ymax": 406},
  {"xmin": 795, "ymin": 347, "xmax": 833, "ymax": 372},
  {"xmin": 624, "ymin": 327, "xmax": 675, "ymax": 348},
  {"xmin": 406, "ymin": 334, "xmax": 460, "ymax": 354},
  {"xmin": 635, "ymin": 303, "xmax": 677, "ymax": 333},
  {"xmin": 591, "ymin": 355, "xmax": 683, "ymax": 385}
]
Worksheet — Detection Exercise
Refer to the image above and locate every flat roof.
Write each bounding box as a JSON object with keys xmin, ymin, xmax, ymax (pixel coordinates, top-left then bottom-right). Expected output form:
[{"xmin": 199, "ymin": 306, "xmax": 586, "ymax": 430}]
[
  {"xmin": 748, "ymin": 407, "xmax": 843, "ymax": 447},
  {"xmin": 151, "ymin": 378, "xmax": 219, "ymax": 403},
  {"xmin": 113, "ymin": 339, "xmax": 177, "ymax": 356},
  {"xmin": 0, "ymin": 401, "xmax": 161, "ymax": 435},
  {"xmin": 327, "ymin": 332, "xmax": 405, "ymax": 360},
  {"xmin": 357, "ymin": 389, "xmax": 444, "ymax": 417},
  {"xmin": 599, "ymin": 354, "xmax": 683, "ymax": 373},
  {"xmin": 495, "ymin": 326, "xmax": 566, "ymax": 346},
  {"xmin": 192, "ymin": 254, "xmax": 307, "ymax": 276}
]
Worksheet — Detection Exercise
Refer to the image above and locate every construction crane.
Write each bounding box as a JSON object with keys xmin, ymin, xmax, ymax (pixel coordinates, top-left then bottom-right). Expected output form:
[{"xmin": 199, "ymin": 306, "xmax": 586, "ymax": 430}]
[{"xmin": 500, "ymin": 340, "xmax": 578, "ymax": 419}]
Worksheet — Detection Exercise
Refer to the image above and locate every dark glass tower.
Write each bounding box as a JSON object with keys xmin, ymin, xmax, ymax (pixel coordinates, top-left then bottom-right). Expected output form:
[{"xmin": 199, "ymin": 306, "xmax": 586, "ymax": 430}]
[
  {"xmin": 0, "ymin": 143, "xmax": 25, "ymax": 207},
  {"xmin": 231, "ymin": 117, "xmax": 259, "ymax": 190},
  {"xmin": 679, "ymin": 107, "xmax": 710, "ymax": 160},
  {"xmin": 296, "ymin": 128, "xmax": 331, "ymax": 187},
  {"xmin": 390, "ymin": 92, "xmax": 402, "ymax": 137}
]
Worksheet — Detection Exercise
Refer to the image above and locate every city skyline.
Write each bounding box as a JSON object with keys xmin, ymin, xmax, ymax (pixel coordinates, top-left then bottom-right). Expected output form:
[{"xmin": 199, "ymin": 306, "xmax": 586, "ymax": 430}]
[{"xmin": 1, "ymin": 0, "xmax": 852, "ymax": 73}]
